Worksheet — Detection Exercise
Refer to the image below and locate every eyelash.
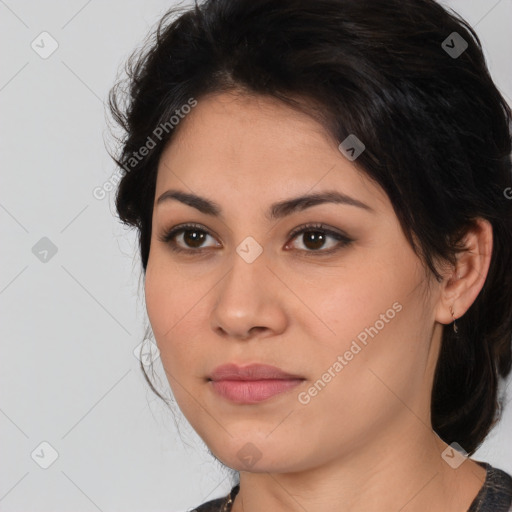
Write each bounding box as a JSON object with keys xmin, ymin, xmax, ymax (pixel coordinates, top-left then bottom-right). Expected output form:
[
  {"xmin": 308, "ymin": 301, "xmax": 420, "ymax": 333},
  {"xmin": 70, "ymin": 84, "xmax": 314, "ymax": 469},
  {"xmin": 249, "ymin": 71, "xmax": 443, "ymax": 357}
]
[{"xmin": 157, "ymin": 222, "xmax": 353, "ymax": 257}]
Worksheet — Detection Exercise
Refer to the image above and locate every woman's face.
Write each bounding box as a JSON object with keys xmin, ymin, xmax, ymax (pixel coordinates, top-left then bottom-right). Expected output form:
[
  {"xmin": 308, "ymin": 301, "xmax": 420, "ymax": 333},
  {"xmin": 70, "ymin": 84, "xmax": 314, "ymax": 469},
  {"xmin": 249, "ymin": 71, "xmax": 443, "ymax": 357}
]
[{"xmin": 145, "ymin": 91, "xmax": 444, "ymax": 472}]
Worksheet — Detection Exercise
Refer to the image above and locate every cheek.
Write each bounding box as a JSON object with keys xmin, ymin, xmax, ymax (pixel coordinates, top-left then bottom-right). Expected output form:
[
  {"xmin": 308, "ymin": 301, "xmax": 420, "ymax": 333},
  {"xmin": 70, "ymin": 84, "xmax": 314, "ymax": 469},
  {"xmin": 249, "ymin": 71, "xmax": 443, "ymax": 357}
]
[
  {"xmin": 143, "ymin": 257, "xmax": 190, "ymax": 363},
  {"xmin": 144, "ymin": 264, "xmax": 195, "ymax": 405},
  {"xmin": 301, "ymin": 255, "xmax": 428, "ymax": 392},
  {"xmin": 296, "ymin": 262, "xmax": 394, "ymax": 347},
  {"xmin": 144, "ymin": 262, "xmax": 168, "ymax": 337},
  {"xmin": 144, "ymin": 257, "xmax": 209, "ymax": 368},
  {"xmin": 144, "ymin": 255, "xmax": 194, "ymax": 336}
]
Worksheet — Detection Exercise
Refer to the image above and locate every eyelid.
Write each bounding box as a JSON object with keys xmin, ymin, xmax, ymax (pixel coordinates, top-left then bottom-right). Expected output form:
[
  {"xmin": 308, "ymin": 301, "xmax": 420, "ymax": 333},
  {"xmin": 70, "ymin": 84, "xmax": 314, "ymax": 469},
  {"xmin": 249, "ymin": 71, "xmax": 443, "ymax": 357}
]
[
  {"xmin": 284, "ymin": 222, "xmax": 353, "ymax": 255},
  {"xmin": 287, "ymin": 222, "xmax": 350, "ymax": 243},
  {"xmin": 157, "ymin": 222, "xmax": 220, "ymax": 250}
]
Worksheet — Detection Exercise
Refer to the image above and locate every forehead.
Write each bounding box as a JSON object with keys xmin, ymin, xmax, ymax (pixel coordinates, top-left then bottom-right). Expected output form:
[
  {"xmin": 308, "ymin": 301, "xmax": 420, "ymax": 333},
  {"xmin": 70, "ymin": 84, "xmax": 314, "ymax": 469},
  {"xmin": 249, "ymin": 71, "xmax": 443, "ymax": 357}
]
[
  {"xmin": 160, "ymin": 91, "xmax": 333, "ymax": 165},
  {"xmin": 155, "ymin": 91, "xmax": 389, "ymax": 213}
]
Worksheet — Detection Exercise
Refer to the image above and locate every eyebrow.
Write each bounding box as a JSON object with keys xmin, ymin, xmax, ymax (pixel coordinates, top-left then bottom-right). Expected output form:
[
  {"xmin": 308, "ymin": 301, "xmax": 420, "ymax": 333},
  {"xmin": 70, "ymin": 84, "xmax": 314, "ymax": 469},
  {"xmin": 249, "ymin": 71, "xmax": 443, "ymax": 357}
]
[{"xmin": 155, "ymin": 188, "xmax": 375, "ymax": 220}]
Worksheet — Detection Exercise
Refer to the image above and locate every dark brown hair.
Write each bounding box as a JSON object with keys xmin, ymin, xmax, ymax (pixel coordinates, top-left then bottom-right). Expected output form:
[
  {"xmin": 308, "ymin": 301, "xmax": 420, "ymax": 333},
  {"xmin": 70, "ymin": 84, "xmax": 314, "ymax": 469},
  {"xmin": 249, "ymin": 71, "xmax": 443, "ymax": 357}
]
[{"xmin": 108, "ymin": 0, "xmax": 512, "ymax": 455}]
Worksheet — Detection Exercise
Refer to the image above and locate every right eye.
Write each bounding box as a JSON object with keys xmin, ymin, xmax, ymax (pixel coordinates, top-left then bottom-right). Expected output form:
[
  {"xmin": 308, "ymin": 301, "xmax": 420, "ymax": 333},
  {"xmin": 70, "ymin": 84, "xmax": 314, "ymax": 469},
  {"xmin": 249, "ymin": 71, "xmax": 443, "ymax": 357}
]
[{"xmin": 158, "ymin": 223, "xmax": 222, "ymax": 254}]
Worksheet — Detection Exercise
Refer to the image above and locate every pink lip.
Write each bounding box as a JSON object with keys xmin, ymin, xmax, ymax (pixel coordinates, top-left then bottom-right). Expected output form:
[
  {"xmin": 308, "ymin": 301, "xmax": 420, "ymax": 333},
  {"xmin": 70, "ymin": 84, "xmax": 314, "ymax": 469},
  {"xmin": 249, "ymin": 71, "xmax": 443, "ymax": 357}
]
[
  {"xmin": 209, "ymin": 363, "xmax": 304, "ymax": 381},
  {"xmin": 210, "ymin": 379, "xmax": 303, "ymax": 403},
  {"xmin": 208, "ymin": 364, "xmax": 305, "ymax": 404}
]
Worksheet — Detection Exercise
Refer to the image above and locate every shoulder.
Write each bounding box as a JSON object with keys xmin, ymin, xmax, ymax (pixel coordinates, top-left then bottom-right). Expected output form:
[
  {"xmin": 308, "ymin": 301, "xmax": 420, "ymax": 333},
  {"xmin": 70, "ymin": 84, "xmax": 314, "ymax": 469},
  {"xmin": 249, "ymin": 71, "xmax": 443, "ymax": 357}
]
[{"xmin": 469, "ymin": 461, "xmax": 512, "ymax": 512}]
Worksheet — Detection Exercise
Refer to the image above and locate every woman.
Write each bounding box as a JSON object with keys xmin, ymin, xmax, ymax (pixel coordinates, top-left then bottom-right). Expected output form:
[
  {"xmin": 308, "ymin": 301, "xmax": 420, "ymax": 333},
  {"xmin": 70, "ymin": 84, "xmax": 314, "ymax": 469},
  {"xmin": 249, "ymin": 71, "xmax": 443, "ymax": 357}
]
[{"xmin": 108, "ymin": 0, "xmax": 512, "ymax": 510}]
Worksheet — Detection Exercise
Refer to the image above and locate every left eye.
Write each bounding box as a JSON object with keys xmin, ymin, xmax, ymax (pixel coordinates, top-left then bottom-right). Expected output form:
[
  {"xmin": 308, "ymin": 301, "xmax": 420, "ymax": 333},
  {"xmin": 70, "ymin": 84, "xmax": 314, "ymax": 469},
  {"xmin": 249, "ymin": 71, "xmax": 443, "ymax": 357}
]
[
  {"xmin": 158, "ymin": 222, "xmax": 353, "ymax": 255},
  {"xmin": 285, "ymin": 223, "xmax": 353, "ymax": 254}
]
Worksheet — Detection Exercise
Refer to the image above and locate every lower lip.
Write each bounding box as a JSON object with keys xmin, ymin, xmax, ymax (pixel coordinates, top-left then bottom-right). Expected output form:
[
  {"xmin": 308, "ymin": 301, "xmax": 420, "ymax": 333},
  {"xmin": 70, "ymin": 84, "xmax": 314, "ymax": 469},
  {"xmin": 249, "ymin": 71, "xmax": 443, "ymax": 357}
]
[{"xmin": 210, "ymin": 379, "xmax": 304, "ymax": 404}]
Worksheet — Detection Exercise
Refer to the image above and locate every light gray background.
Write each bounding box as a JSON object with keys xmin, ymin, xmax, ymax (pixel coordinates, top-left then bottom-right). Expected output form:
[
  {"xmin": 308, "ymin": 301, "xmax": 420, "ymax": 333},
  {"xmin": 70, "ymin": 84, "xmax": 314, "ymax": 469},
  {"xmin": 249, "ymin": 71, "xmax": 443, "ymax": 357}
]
[{"xmin": 1, "ymin": 1, "xmax": 511, "ymax": 511}]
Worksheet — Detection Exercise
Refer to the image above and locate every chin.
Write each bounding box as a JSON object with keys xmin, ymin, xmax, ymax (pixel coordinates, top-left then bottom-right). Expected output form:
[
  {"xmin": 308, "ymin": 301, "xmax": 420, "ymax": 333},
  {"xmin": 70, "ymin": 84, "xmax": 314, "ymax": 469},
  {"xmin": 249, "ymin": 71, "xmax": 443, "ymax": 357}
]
[{"xmin": 206, "ymin": 434, "xmax": 304, "ymax": 473}]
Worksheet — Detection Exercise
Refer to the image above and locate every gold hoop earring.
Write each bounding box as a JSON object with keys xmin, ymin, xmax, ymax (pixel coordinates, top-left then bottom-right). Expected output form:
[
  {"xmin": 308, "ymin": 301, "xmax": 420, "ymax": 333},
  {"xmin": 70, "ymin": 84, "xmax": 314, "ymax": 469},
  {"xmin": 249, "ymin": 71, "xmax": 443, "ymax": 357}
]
[
  {"xmin": 449, "ymin": 304, "xmax": 458, "ymax": 334},
  {"xmin": 447, "ymin": 272, "xmax": 462, "ymax": 334}
]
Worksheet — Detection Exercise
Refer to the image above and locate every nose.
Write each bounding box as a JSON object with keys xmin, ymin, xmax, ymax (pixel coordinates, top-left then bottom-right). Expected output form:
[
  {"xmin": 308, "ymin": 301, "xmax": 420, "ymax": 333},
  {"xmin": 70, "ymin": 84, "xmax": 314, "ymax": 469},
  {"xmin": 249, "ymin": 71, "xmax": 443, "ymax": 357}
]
[{"xmin": 210, "ymin": 248, "xmax": 287, "ymax": 341}]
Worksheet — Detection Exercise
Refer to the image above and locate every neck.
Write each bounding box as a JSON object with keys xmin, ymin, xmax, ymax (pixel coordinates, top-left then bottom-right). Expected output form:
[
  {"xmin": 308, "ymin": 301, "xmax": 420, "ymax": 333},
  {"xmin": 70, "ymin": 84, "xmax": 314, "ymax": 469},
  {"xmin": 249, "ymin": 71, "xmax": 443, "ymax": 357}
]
[{"xmin": 230, "ymin": 424, "xmax": 487, "ymax": 512}]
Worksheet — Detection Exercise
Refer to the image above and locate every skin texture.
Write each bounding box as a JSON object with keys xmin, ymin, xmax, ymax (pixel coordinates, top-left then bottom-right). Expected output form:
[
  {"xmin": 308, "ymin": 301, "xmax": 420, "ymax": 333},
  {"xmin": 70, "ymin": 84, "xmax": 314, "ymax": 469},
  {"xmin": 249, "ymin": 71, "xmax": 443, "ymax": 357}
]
[{"xmin": 145, "ymin": 91, "xmax": 492, "ymax": 511}]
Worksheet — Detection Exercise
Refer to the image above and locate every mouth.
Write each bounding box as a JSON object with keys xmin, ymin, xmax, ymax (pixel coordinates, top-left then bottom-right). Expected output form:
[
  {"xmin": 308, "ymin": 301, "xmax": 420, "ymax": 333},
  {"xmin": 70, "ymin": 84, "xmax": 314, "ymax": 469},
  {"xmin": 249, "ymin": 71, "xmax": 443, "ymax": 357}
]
[
  {"xmin": 209, "ymin": 379, "xmax": 304, "ymax": 403},
  {"xmin": 208, "ymin": 363, "xmax": 305, "ymax": 404},
  {"xmin": 209, "ymin": 362, "xmax": 304, "ymax": 381}
]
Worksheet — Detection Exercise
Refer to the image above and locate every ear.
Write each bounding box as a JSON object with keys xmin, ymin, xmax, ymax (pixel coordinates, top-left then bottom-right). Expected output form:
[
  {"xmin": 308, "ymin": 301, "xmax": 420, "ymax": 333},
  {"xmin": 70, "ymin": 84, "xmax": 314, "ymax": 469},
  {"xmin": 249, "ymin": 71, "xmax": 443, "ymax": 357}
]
[{"xmin": 435, "ymin": 218, "xmax": 493, "ymax": 325}]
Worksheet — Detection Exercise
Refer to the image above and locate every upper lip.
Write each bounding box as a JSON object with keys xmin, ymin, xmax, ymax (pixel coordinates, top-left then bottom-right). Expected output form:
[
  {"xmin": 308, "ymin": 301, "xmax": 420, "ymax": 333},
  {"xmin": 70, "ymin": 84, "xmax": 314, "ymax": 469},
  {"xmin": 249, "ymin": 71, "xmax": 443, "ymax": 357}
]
[{"xmin": 209, "ymin": 363, "xmax": 304, "ymax": 381}]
